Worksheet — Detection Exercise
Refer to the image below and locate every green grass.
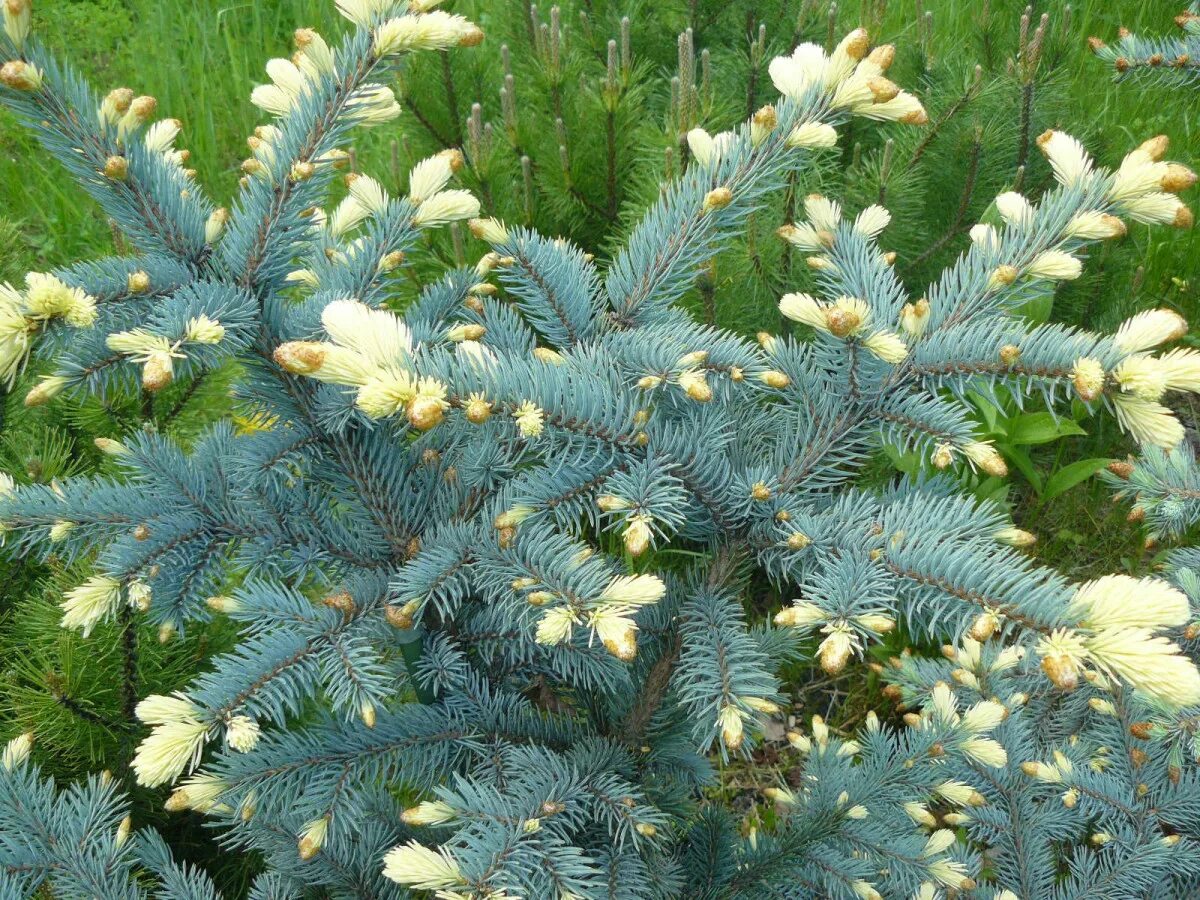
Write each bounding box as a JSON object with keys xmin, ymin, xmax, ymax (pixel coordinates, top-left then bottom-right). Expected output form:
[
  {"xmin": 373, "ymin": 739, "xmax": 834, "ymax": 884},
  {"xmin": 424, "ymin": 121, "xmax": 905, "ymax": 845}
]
[{"xmin": 2, "ymin": 0, "xmax": 1196, "ymax": 282}]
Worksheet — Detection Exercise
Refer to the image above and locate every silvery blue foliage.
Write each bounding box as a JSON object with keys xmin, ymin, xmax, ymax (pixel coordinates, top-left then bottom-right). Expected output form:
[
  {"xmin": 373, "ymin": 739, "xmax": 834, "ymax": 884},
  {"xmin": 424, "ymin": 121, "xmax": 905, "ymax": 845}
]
[
  {"xmin": 1091, "ymin": 2, "xmax": 1200, "ymax": 88},
  {"xmin": 2, "ymin": 2, "xmax": 1200, "ymax": 898}
]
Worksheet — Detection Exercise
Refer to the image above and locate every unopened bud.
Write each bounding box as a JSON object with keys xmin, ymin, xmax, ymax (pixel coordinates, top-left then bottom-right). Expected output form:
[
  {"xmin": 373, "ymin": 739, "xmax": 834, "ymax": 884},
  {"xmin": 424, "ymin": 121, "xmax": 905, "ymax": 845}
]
[
  {"xmin": 323, "ymin": 590, "xmax": 355, "ymax": 614},
  {"xmin": 989, "ymin": 265, "xmax": 1018, "ymax": 288},
  {"xmin": 750, "ymin": 104, "xmax": 777, "ymax": 146},
  {"xmin": 25, "ymin": 376, "xmax": 67, "ymax": 407},
  {"xmin": 128, "ymin": 95, "xmax": 157, "ymax": 124},
  {"xmin": 1138, "ymin": 135, "xmax": 1169, "ymax": 161},
  {"xmin": 378, "ymin": 250, "xmax": 405, "ymax": 273},
  {"xmin": 969, "ymin": 612, "xmax": 1000, "ymax": 641},
  {"xmin": 786, "ymin": 531, "xmax": 810, "ymax": 551},
  {"xmin": 0, "ymin": 59, "xmax": 40, "ymax": 91},
  {"xmin": 274, "ymin": 341, "xmax": 326, "ymax": 375},
  {"xmin": 127, "ymin": 271, "xmax": 151, "ymax": 294},
  {"xmin": 94, "ymin": 437, "xmax": 130, "ymax": 457},
  {"xmin": 468, "ymin": 217, "xmax": 510, "ymax": 244},
  {"xmin": 866, "ymin": 44, "xmax": 895, "ymax": 69},
  {"xmin": 465, "ymin": 395, "xmax": 492, "ymax": 424},
  {"xmin": 142, "ymin": 353, "xmax": 174, "ymax": 392},
  {"xmin": 206, "ymin": 595, "xmax": 238, "ymax": 614},
  {"xmin": 681, "ymin": 372, "xmax": 712, "ymax": 402},
  {"xmin": 407, "ymin": 395, "xmax": 445, "ymax": 431},
  {"xmin": 866, "ymin": 77, "xmax": 900, "ymax": 102},
  {"xmin": 1162, "ymin": 164, "xmax": 1197, "ymax": 194},
  {"xmin": 842, "ymin": 27, "xmax": 870, "ymax": 60},
  {"xmin": 385, "ymin": 599, "xmax": 421, "ymax": 630},
  {"xmin": 115, "ymin": 815, "xmax": 133, "ymax": 847},
  {"xmin": 446, "ymin": 323, "xmax": 485, "ymax": 342},
  {"xmin": 104, "ymin": 155, "xmax": 129, "ymax": 180},
  {"xmin": 1041, "ymin": 653, "xmax": 1079, "ymax": 692},
  {"xmin": 291, "ymin": 161, "xmax": 315, "ymax": 181},
  {"xmin": 205, "ymin": 208, "xmax": 229, "ymax": 243},
  {"xmin": 702, "ymin": 187, "xmax": 734, "ymax": 213},
  {"xmin": 825, "ymin": 308, "xmax": 861, "ymax": 338}
]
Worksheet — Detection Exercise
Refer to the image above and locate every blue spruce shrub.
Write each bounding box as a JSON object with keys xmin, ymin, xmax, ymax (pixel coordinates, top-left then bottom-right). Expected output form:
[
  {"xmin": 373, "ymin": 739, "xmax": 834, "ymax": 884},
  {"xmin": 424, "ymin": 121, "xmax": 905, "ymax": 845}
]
[{"xmin": 2, "ymin": 1, "xmax": 1200, "ymax": 896}]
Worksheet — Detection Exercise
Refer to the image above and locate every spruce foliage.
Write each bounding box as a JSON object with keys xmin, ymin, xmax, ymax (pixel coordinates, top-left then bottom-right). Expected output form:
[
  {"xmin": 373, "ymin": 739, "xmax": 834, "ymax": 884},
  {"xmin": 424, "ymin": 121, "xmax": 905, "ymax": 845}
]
[
  {"xmin": 2, "ymin": 2, "xmax": 1200, "ymax": 898},
  {"xmin": 1090, "ymin": 2, "xmax": 1200, "ymax": 89}
]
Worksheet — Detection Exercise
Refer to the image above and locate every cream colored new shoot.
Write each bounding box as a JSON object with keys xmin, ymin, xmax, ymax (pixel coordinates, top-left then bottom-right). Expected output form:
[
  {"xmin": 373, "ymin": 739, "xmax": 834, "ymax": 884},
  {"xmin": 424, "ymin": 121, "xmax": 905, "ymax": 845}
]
[
  {"xmin": 382, "ymin": 840, "xmax": 467, "ymax": 891},
  {"xmin": 534, "ymin": 573, "xmax": 666, "ymax": 663},
  {"xmin": 769, "ymin": 29, "xmax": 926, "ymax": 125},
  {"xmin": 105, "ymin": 314, "xmax": 224, "ymax": 394},
  {"xmin": 274, "ymin": 299, "xmax": 459, "ymax": 431},
  {"xmin": 1036, "ymin": 574, "xmax": 1200, "ymax": 708},
  {"xmin": 131, "ymin": 692, "xmax": 210, "ymax": 787}
]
